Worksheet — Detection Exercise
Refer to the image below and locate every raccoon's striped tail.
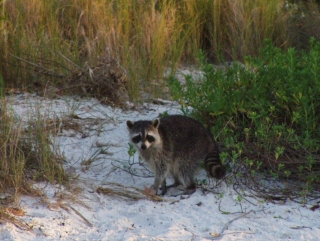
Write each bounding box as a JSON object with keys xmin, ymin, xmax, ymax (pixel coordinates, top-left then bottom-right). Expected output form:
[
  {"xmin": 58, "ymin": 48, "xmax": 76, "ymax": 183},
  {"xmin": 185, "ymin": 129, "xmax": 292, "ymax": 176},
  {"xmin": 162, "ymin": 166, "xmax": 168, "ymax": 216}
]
[{"xmin": 205, "ymin": 150, "xmax": 226, "ymax": 179}]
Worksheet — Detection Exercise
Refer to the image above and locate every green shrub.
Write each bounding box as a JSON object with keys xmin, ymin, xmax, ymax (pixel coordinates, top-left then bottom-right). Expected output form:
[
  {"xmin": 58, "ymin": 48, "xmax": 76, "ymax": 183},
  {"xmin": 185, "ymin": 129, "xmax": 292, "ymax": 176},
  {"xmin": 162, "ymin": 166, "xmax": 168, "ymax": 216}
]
[{"xmin": 169, "ymin": 38, "xmax": 320, "ymax": 198}]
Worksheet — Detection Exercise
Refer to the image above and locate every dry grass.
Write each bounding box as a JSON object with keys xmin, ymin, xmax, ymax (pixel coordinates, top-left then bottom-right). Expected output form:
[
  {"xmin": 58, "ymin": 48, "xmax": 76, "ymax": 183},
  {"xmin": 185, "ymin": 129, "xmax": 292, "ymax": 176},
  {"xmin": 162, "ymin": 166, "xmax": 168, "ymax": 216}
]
[
  {"xmin": 0, "ymin": 100, "xmax": 68, "ymax": 202},
  {"xmin": 0, "ymin": 0, "xmax": 188, "ymax": 99},
  {"xmin": 0, "ymin": 206, "xmax": 32, "ymax": 230},
  {"xmin": 196, "ymin": 0, "xmax": 293, "ymax": 61},
  {"xmin": 0, "ymin": 98, "xmax": 73, "ymax": 228},
  {"xmin": 97, "ymin": 183, "xmax": 169, "ymax": 202},
  {"xmin": 10, "ymin": 53, "xmax": 130, "ymax": 107},
  {"xmin": 61, "ymin": 56, "xmax": 128, "ymax": 107},
  {"xmin": 2, "ymin": 1, "xmax": 319, "ymax": 100},
  {"xmin": 288, "ymin": 1, "xmax": 320, "ymax": 49}
]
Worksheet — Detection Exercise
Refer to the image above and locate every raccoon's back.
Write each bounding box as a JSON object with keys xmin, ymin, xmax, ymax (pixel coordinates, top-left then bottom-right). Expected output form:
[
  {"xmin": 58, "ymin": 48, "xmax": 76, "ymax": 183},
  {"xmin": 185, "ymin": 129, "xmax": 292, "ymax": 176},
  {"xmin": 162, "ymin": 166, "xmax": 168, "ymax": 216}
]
[{"xmin": 158, "ymin": 115, "xmax": 216, "ymax": 159}]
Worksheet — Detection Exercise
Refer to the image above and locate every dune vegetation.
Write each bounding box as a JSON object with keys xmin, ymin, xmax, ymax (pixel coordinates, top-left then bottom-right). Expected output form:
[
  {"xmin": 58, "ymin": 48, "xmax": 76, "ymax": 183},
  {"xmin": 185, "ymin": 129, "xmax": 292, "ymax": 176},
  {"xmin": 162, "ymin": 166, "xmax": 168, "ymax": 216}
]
[{"xmin": 0, "ymin": 0, "xmax": 320, "ymax": 203}]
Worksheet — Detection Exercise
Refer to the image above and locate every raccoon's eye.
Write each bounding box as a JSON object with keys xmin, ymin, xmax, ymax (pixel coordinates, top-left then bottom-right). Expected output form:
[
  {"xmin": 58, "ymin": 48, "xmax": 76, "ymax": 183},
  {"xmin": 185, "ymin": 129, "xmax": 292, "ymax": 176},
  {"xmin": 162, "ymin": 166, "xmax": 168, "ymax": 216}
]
[
  {"xmin": 132, "ymin": 135, "xmax": 141, "ymax": 143},
  {"xmin": 146, "ymin": 135, "xmax": 155, "ymax": 142}
]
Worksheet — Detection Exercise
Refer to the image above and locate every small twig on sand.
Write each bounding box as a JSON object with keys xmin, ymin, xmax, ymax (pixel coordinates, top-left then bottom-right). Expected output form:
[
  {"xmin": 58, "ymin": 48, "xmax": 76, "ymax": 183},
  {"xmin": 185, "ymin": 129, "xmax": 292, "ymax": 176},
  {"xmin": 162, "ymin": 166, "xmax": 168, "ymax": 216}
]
[
  {"xmin": 67, "ymin": 205, "xmax": 93, "ymax": 227},
  {"xmin": 209, "ymin": 210, "xmax": 255, "ymax": 238}
]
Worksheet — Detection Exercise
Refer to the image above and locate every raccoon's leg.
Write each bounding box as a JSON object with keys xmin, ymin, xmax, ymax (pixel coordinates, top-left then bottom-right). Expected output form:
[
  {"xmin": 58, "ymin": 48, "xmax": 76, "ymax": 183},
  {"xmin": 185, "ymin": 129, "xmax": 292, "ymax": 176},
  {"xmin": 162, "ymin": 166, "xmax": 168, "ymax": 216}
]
[
  {"xmin": 178, "ymin": 168, "xmax": 196, "ymax": 195},
  {"xmin": 151, "ymin": 177, "xmax": 167, "ymax": 195},
  {"xmin": 165, "ymin": 175, "xmax": 181, "ymax": 189},
  {"xmin": 159, "ymin": 179, "xmax": 181, "ymax": 195},
  {"xmin": 184, "ymin": 182, "xmax": 196, "ymax": 195},
  {"xmin": 151, "ymin": 162, "xmax": 168, "ymax": 195},
  {"xmin": 160, "ymin": 179, "xmax": 167, "ymax": 195},
  {"xmin": 166, "ymin": 181, "xmax": 181, "ymax": 189},
  {"xmin": 171, "ymin": 181, "xmax": 196, "ymax": 196}
]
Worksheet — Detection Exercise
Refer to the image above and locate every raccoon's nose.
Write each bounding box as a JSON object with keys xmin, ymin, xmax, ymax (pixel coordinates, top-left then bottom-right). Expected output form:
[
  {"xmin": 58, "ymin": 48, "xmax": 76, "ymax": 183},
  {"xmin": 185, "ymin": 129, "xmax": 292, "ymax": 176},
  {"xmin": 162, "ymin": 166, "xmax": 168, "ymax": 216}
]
[{"xmin": 141, "ymin": 144, "xmax": 147, "ymax": 150}]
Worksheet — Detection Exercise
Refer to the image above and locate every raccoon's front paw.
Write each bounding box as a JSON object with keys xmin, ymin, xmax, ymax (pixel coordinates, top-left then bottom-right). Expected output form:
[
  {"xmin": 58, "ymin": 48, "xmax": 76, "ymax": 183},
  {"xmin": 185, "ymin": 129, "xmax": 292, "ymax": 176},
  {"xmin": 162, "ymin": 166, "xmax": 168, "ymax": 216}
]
[
  {"xmin": 143, "ymin": 186, "xmax": 157, "ymax": 196},
  {"xmin": 159, "ymin": 185, "xmax": 167, "ymax": 196},
  {"xmin": 150, "ymin": 185, "xmax": 158, "ymax": 194}
]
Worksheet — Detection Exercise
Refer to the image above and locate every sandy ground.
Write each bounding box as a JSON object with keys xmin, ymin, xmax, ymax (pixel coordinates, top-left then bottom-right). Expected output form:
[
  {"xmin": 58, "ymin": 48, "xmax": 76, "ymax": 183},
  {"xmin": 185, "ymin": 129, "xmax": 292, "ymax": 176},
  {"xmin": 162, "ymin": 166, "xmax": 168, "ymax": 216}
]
[{"xmin": 0, "ymin": 93, "xmax": 319, "ymax": 241}]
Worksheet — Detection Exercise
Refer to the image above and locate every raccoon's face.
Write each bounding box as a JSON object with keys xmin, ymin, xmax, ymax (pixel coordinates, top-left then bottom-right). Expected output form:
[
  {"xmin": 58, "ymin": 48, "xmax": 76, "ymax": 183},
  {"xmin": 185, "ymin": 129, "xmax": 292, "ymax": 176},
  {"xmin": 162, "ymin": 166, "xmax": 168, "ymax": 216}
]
[{"xmin": 126, "ymin": 118, "xmax": 161, "ymax": 151}]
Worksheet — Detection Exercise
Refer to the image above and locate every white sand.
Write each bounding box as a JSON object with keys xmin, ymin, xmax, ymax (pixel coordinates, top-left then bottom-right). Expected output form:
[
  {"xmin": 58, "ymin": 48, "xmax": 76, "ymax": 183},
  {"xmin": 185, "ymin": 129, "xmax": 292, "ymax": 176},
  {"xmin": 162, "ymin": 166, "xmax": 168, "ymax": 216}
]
[{"xmin": 1, "ymin": 93, "xmax": 319, "ymax": 241}]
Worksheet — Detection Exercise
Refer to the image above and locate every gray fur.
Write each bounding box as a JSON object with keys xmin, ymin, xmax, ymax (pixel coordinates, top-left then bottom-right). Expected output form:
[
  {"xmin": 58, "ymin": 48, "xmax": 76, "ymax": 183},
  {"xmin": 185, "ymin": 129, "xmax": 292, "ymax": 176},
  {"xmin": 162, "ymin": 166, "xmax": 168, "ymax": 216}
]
[{"xmin": 126, "ymin": 115, "xmax": 226, "ymax": 195}]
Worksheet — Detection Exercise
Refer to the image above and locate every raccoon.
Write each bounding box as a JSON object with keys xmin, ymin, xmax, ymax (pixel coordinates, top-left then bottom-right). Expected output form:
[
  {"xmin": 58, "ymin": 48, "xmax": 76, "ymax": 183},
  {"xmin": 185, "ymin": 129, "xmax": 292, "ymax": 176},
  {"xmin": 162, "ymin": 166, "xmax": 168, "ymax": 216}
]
[{"xmin": 126, "ymin": 115, "xmax": 226, "ymax": 195}]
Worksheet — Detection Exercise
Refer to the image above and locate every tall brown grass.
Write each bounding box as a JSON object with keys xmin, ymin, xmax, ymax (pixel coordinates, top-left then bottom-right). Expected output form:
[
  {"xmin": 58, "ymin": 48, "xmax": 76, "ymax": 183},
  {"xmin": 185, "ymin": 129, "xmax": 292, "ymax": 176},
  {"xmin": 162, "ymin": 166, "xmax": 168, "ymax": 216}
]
[
  {"xmin": 0, "ymin": 0, "xmax": 319, "ymax": 99},
  {"xmin": 0, "ymin": 100, "xmax": 68, "ymax": 201}
]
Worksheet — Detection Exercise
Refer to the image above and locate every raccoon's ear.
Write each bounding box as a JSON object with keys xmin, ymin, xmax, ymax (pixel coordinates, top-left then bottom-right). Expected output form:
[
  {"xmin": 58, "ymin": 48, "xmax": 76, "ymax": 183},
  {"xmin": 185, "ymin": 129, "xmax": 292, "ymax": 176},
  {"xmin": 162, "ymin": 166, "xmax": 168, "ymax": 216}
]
[
  {"xmin": 151, "ymin": 118, "xmax": 160, "ymax": 129},
  {"xmin": 126, "ymin": 120, "xmax": 135, "ymax": 130}
]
